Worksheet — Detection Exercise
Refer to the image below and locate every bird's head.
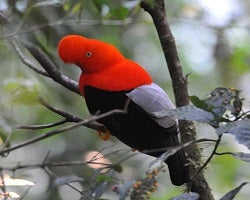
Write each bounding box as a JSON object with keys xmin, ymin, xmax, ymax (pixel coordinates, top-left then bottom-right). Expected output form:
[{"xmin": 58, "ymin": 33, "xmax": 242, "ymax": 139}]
[{"xmin": 58, "ymin": 35, "xmax": 124, "ymax": 73}]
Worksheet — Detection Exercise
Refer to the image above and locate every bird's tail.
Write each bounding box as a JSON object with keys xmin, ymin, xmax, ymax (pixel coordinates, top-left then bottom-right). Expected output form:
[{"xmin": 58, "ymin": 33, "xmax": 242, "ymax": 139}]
[{"xmin": 165, "ymin": 134, "xmax": 189, "ymax": 186}]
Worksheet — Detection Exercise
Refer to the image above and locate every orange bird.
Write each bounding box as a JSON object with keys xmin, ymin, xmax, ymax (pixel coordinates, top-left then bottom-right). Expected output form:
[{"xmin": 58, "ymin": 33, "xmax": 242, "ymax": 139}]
[{"xmin": 58, "ymin": 35, "xmax": 188, "ymax": 186}]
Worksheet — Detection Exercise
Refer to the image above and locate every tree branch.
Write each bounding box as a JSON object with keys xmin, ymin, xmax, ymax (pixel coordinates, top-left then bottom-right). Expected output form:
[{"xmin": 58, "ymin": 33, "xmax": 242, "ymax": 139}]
[
  {"xmin": 9, "ymin": 39, "xmax": 116, "ymax": 133},
  {"xmin": 22, "ymin": 41, "xmax": 80, "ymax": 95},
  {"xmin": 11, "ymin": 40, "xmax": 107, "ymax": 132},
  {"xmin": 1, "ymin": 148, "xmax": 134, "ymax": 172},
  {"xmin": 10, "ymin": 39, "xmax": 49, "ymax": 77},
  {"xmin": 140, "ymin": 1, "xmax": 213, "ymax": 199},
  {"xmin": 140, "ymin": 0, "xmax": 189, "ymax": 107},
  {"xmin": 195, "ymin": 135, "xmax": 222, "ymax": 176},
  {"xmin": 0, "ymin": 19, "xmax": 133, "ymax": 40},
  {"xmin": 39, "ymin": 97, "xmax": 82, "ymax": 122},
  {"xmin": 15, "ymin": 119, "xmax": 67, "ymax": 130},
  {"xmin": 0, "ymin": 107, "xmax": 127, "ymax": 156},
  {"xmin": 39, "ymin": 97, "xmax": 106, "ymax": 132},
  {"xmin": 14, "ymin": 98, "xmax": 106, "ymax": 132}
]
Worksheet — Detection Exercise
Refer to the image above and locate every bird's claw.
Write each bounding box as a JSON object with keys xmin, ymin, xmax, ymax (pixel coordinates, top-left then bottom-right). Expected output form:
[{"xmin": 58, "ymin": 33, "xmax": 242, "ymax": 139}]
[{"xmin": 97, "ymin": 129, "xmax": 111, "ymax": 141}]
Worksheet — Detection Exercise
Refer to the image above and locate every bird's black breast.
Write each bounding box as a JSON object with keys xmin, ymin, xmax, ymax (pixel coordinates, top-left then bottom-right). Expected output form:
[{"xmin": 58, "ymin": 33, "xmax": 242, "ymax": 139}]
[{"xmin": 84, "ymin": 86, "xmax": 178, "ymax": 154}]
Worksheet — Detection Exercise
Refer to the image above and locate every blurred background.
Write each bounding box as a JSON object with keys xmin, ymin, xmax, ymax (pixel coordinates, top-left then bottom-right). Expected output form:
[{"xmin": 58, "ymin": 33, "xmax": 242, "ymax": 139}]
[{"xmin": 0, "ymin": 0, "xmax": 250, "ymax": 199}]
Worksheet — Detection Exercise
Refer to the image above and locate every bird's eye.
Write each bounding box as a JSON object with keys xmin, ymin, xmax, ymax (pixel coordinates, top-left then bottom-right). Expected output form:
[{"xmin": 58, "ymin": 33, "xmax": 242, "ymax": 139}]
[{"xmin": 85, "ymin": 51, "xmax": 92, "ymax": 58}]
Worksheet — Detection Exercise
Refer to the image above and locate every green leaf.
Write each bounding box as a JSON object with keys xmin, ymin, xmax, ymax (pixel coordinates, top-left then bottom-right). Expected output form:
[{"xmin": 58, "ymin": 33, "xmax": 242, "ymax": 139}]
[
  {"xmin": 110, "ymin": 164, "xmax": 123, "ymax": 173},
  {"xmin": 93, "ymin": 0, "xmax": 109, "ymax": 12},
  {"xmin": 189, "ymin": 95, "xmax": 209, "ymax": 110},
  {"xmin": 96, "ymin": 174, "xmax": 112, "ymax": 182},
  {"xmin": 11, "ymin": 89, "xmax": 39, "ymax": 105},
  {"xmin": 71, "ymin": 2, "xmax": 83, "ymax": 14},
  {"xmin": 230, "ymin": 46, "xmax": 250, "ymax": 74},
  {"xmin": 0, "ymin": 119, "xmax": 12, "ymax": 149},
  {"xmin": 3, "ymin": 80, "xmax": 21, "ymax": 92},
  {"xmin": 3, "ymin": 79, "xmax": 40, "ymax": 105},
  {"xmin": 63, "ymin": 2, "xmax": 70, "ymax": 11},
  {"xmin": 106, "ymin": 6, "xmax": 129, "ymax": 20},
  {"xmin": 0, "ymin": 128, "xmax": 11, "ymax": 149}
]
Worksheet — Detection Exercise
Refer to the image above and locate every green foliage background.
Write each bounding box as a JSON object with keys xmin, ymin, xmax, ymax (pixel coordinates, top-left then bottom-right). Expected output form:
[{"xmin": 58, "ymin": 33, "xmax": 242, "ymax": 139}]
[{"xmin": 0, "ymin": 0, "xmax": 250, "ymax": 199}]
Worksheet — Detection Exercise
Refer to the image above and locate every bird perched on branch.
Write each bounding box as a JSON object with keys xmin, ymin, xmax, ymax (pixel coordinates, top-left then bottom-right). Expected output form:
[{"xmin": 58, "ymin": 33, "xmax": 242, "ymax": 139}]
[{"xmin": 58, "ymin": 35, "xmax": 188, "ymax": 186}]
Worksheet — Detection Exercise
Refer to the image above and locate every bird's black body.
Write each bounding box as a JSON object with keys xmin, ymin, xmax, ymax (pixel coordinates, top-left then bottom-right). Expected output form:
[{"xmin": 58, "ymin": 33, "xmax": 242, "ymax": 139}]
[{"xmin": 84, "ymin": 86, "xmax": 188, "ymax": 186}]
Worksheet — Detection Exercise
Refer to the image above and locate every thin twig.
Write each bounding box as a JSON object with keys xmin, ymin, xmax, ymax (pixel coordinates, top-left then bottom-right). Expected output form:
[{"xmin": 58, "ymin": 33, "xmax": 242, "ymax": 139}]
[
  {"xmin": 39, "ymin": 97, "xmax": 82, "ymax": 122},
  {"xmin": 196, "ymin": 138, "xmax": 218, "ymax": 143},
  {"xmin": 0, "ymin": 153, "xmax": 131, "ymax": 171},
  {"xmin": 0, "ymin": 131, "xmax": 12, "ymax": 152},
  {"xmin": 195, "ymin": 135, "xmax": 222, "ymax": 176},
  {"xmin": 44, "ymin": 166, "xmax": 83, "ymax": 194},
  {"xmin": 0, "ymin": 170, "xmax": 6, "ymax": 195},
  {"xmin": 19, "ymin": 186, "xmax": 33, "ymax": 200},
  {"xmin": 114, "ymin": 153, "xmax": 139, "ymax": 166},
  {"xmin": 2, "ymin": 161, "xmax": 87, "ymax": 171},
  {"xmin": 0, "ymin": 19, "xmax": 133, "ymax": 40},
  {"xmin": 41, "ymin": 152, "xmax": 83, "ymax": 195},
  {"xmin": 10, "ymin": 40, "xmax": 49, "ymax": 77},
  {"xmin": 214, "ymin": 152, "xmax": 235, "ymax": 156},
  {"xmin": 142, "ymin": 141, "xmax": 193, "ymax": 154},
  {"xmin": 0, "ymin": 108, "xmax": 127, "ymax": 156},
  {"xmin": 22, "ymin": 42, "xmax": 80, "ymax": 94},
  {"xmin": 15, "ymin": 119, "xmax": 67, "ymax": 130},
  {"xmin": 39, "ymin": 97, "xmax": 106, "ymax": 132}
]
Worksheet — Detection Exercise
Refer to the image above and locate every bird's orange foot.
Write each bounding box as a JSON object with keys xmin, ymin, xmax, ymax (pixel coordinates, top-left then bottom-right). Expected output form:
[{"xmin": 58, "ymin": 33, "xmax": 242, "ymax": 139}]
[{"xmin": 97, "ymin": 128, "xmax": 111, "ymax": 141}]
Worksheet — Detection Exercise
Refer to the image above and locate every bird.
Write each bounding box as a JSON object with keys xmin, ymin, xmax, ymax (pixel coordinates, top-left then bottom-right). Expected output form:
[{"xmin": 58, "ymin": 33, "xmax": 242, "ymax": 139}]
[{"xmin": 58, "ymin": 35, "xmax": 189, "ymax": 186}]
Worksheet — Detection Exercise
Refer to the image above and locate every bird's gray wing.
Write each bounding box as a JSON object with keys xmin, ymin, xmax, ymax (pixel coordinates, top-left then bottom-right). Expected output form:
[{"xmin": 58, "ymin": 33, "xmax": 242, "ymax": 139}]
[{"xmin": 126, "ymin": 82, "xmax": 177, "ymax": 128}]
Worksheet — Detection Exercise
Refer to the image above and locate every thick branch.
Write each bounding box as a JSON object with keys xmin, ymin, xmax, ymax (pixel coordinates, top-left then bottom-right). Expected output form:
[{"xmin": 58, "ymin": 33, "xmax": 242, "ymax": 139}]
[
  {"xmin": 140, "ymin": 1, "xmax": 213, "ymax": 199},
  {"xmin": 140, "ymin": 0, "xmax": 189, "ymax": 107}
]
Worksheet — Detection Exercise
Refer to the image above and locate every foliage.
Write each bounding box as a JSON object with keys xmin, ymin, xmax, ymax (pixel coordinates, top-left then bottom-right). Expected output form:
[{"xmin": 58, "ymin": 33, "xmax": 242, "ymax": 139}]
[{"xmin": 0, "ymin": 0, "xmax": 250, "ymax": 200}]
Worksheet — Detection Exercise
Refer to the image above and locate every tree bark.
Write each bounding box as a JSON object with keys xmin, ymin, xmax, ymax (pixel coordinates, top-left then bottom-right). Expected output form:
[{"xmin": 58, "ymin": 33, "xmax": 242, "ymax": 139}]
[{"xmin": 140, "ymin": 1, "xmax": 214, "ymax": 199}]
